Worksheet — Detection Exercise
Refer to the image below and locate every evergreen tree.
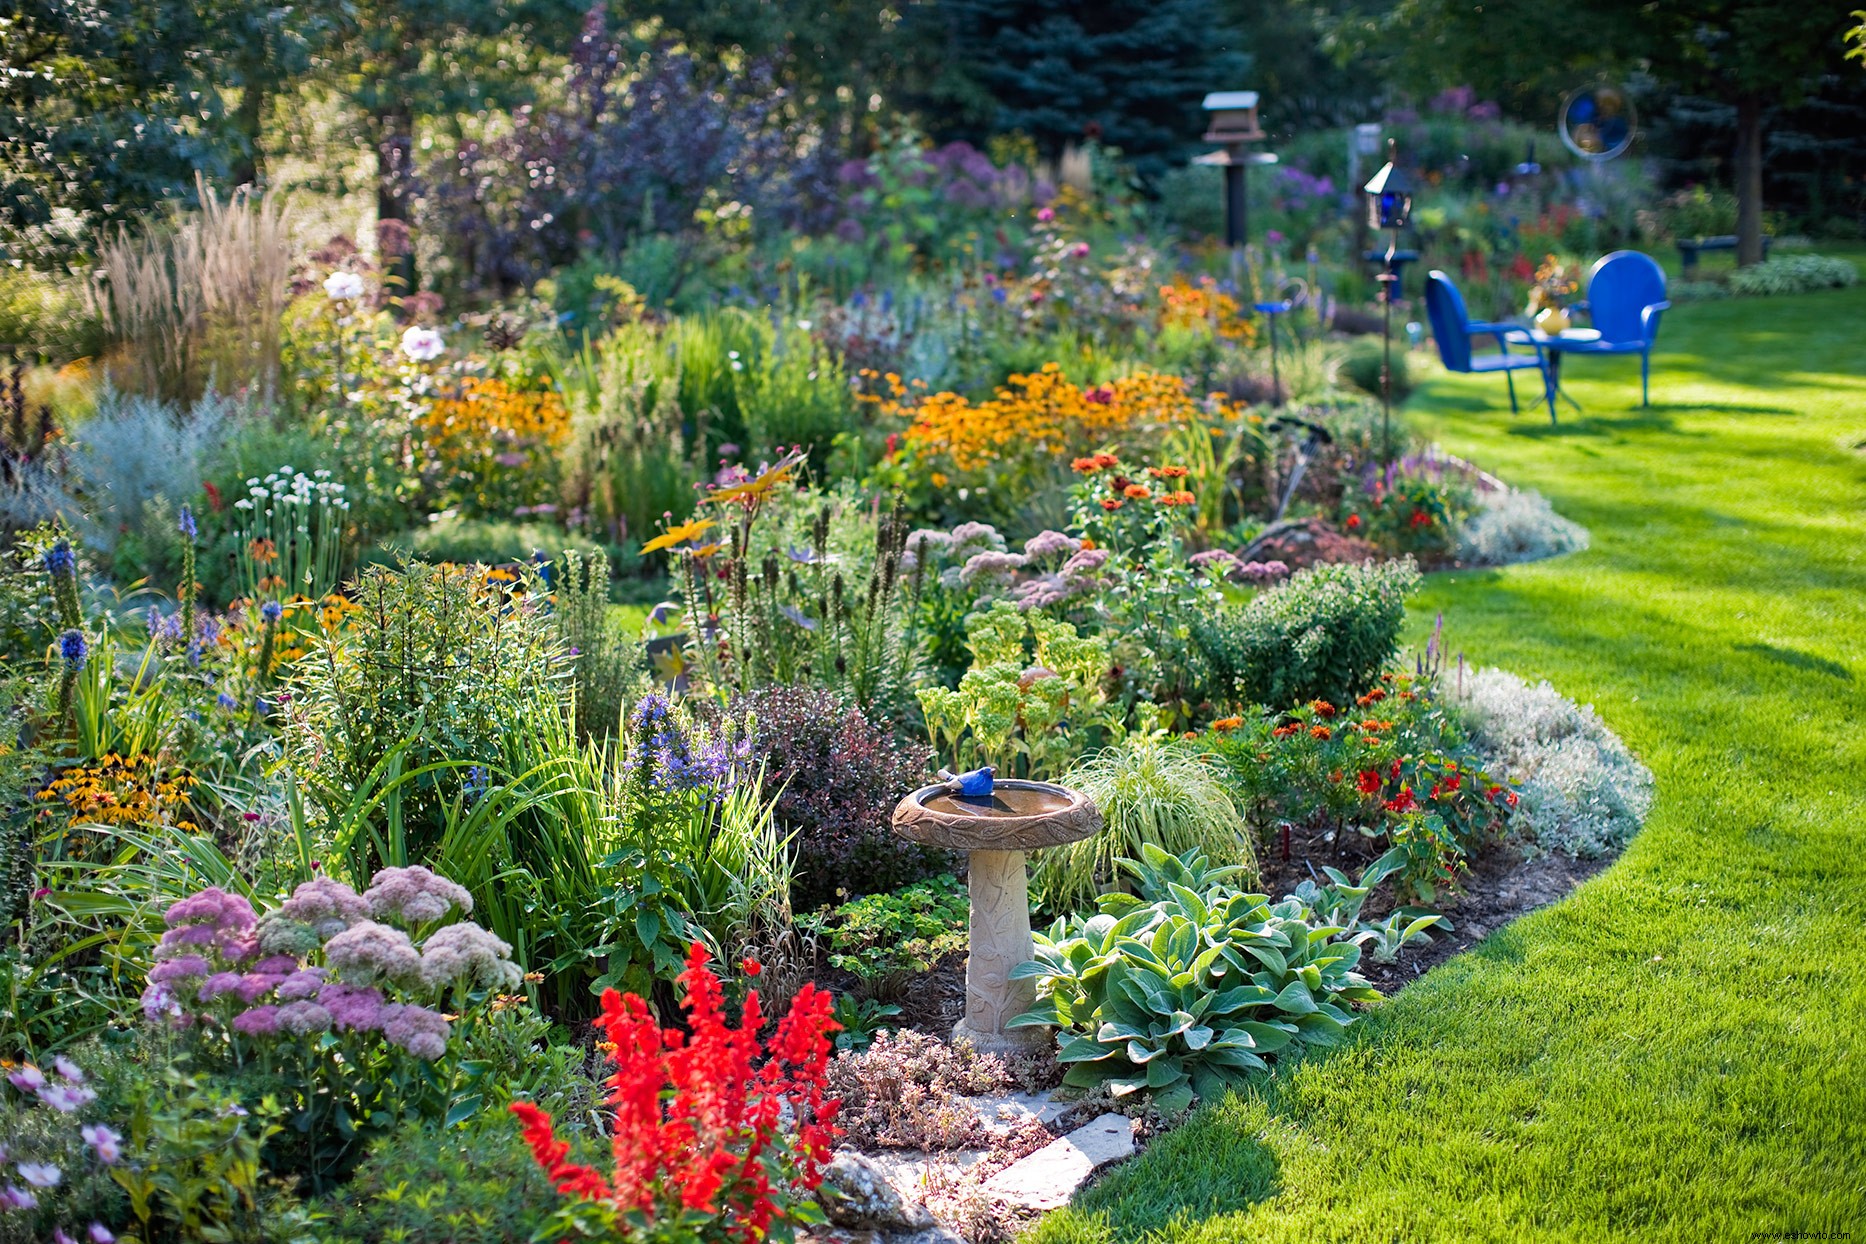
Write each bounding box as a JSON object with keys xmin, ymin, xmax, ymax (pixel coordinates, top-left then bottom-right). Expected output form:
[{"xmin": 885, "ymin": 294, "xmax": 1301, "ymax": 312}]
[{"xmin": 926, "ymin": 0, "xmax": 1249, "ymax": 182}]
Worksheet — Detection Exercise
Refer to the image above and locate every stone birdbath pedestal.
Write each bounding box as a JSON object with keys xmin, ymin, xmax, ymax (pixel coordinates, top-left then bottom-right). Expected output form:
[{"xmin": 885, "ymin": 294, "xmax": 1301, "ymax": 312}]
[{"xmin": 893, "ymin": 772, "xmax": 1101, "ymax": 1056}]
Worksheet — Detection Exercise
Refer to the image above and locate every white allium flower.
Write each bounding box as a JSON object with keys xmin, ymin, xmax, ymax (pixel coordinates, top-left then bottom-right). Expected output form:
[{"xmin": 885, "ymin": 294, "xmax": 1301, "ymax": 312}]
[
  {"xmin": 400, "ymin": 326, "xmax": 446, "ymax": 361},
  {"xmin": 323, "ymin": 271, "xmax": 365, "ymax": 301}
]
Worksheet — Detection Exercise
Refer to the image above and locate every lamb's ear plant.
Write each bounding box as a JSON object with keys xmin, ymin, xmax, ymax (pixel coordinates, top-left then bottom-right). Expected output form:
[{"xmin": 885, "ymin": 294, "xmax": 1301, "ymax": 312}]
[{"xmin": 1011, "ymin": 844, "xmax": 1381, "ymax": 1115}]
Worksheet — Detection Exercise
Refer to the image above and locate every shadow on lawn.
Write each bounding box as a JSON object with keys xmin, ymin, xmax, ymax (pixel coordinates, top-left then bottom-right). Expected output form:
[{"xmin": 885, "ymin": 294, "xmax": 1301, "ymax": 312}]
[{"xmin": 1733, "ymin": 642, "xmax": 1853, "ymax": 682}]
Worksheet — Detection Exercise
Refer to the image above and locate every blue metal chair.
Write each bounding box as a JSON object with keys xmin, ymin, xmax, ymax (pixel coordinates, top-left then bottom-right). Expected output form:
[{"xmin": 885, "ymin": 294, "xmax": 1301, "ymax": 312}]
[
  {"xmin": 1423, "ymin": 270, "xmax": 1551, "ymax": 416},
  {"xmin": 1564, "ymin": 250, "xmax": 1670, "ymax": 406}
]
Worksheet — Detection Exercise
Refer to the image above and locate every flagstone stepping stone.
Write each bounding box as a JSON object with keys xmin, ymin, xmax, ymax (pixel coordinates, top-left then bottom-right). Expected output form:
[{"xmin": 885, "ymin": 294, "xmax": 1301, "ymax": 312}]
[{"xmin": 980, "ymin": 1113, "xmax": 1136, "ymax": 1211}]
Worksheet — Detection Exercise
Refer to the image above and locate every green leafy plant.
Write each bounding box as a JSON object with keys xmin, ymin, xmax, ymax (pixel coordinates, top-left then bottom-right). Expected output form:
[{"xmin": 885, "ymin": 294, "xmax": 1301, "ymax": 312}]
[
  {"xmin": 831, "ymin": 995, "xmax": 903, "ymax": 1053},
  {"xmin": 1194, "ymin": 557, "xmax": 1420, "ymax": 710},
  {"xmin": 816, "ymin": 874, "xmax": 967, "ymax": 1000},
  {"xmin": 1031, "ymin": 733, "xmax": 1252, "ymax": 914},
  {"xmin": 1011, "ymin": 844, "xmax": 1382, "ymax": 1115},
  {"xmin": 917, "ymin": 600, "xmax": 1116, "ymax": 779}
]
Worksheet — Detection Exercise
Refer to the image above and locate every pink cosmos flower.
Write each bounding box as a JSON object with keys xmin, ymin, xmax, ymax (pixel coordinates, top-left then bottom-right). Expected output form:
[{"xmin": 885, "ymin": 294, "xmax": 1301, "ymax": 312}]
[
  {"xmin": 39, "ymin": 1083, "xmax": 96, "ymax": 1112},
  {"xmin": 81, "ymin": 1124, "xmax": 122, "ymax": 1165}
]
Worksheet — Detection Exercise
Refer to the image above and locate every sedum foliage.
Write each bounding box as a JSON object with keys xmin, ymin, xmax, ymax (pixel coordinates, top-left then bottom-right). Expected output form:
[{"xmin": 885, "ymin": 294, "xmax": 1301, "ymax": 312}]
[{"xmin": 1012, "ymin": 845, "xmax": 1381, "ymax": 1115}]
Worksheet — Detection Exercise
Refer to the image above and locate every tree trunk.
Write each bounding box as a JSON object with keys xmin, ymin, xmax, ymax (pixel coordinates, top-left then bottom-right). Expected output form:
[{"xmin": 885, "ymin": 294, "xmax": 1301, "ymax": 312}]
[
  {"xmin": 1734, "ymin": 93, "xmax": 1765, "ymax": 267},
  {"xmin": 230, "ymin": 76, "xmax": 265, "ymax": 189},
  {"xmin": 372, "ymin": 102, "xmax": 418, "ymax": 301}
]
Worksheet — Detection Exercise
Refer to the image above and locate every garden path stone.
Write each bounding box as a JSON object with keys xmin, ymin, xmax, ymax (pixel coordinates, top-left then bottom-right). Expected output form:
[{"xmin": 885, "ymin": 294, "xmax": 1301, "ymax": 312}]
[
  {"xmin": 967, "ymin": 1089, "xmax": 1074, "ymax": 1136},
  {"xmin": 818, "ymin": 1151, "xmax": 936, "ymax": 1231},
  {"xmin": 981, "ymin": 1112, "xmax": 1135, "ymax": 1211}
]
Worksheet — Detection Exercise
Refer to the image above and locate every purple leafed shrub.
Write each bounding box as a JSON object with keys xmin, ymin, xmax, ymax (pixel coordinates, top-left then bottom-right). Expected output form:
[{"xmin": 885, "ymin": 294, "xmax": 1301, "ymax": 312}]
[
  {"xmin": 420, "ymin": 2, "xmax": 842, "ymax": 295},
  {"xmin": 732, "ymin": 687, "xmax": 944, "ymax": 910}
]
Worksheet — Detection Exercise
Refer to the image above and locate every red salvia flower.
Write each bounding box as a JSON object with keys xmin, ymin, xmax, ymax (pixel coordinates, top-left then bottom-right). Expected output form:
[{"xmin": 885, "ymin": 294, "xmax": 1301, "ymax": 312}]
[{"xmin": 510, "ymin": 942, "xmax": 840, "ymax": 1241}]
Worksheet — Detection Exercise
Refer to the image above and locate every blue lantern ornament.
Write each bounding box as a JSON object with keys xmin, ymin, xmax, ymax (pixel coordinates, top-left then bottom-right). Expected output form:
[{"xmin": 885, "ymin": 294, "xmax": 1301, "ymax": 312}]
[{"xmin": 1362, "ymin": 141, "xmax": 1414, "ymax": 231}]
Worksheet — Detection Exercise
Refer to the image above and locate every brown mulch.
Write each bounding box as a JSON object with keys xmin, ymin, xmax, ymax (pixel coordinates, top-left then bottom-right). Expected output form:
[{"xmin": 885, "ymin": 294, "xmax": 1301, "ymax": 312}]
[{"xmin": 1252, "ymin": 820, "xmax": 1612, "ymax": 992}]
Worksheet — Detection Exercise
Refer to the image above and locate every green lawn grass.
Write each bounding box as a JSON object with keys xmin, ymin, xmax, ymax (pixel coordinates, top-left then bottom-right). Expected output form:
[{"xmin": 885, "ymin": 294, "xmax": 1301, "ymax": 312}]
[{"xmin": 1028, "ymin": 277, "xmax": 1866, "ymax": 1241}]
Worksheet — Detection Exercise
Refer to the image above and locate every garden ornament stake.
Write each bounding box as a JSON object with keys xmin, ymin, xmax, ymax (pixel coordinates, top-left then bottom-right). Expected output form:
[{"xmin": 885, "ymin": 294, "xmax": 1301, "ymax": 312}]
[
  {"xmin": 1363, "ymin": 140, "xmax": 1414, "ymax": 467},
  {"xmin": 894, "ymin": 776, "xmax": 1101, "ymax": 1056},
  {"xmin": 1268, "ymin": 414, "xmax": 1335, "ymax": 522}
]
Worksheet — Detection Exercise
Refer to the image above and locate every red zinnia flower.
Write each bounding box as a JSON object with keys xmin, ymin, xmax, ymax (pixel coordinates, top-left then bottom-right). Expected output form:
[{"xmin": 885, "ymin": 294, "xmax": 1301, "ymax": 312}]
[
  {"xmin": 1345, "ymin": 514, "xmax": 1362, "ymax": 530},
  {"xmin": 1100, "ymin": 498, "xmax": 1124, "ymax": 511}
]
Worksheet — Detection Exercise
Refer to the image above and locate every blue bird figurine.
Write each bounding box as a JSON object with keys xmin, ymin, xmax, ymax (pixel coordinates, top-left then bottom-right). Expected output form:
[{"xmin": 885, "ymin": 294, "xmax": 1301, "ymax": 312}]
[{"xmin": 938, "ymin": 766, "xmax": 995, "ymax": 797}]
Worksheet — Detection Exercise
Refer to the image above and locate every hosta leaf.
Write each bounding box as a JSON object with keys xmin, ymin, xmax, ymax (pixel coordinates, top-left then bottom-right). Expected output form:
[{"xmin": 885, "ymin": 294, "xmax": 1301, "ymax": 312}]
[
  {"xmin": 1206, "ymin": 984, "xmax": 1276, "ymax": 1014},
  {"xmin": 1200, "ymin": 1045, "xmax": 1268, "ymax": 1072},
  {"xmin": 1062, "ymin": 1064, "xmax": 1112, "ymax": 1089},
  {"xmin": 1167, "ymin": 882, "xmax": 1209, "ymax": 926},
  {"xmin": 1145, "ymin": 1057, "xmax": 1187, "ymax": 1089},
  {"xmin": 1127, "ymin": 1039, "xmax": 1164, "ymax": 1064},
  {"xmin": 1097, "ymin": 1021, "xmax": 1149, "ymax": 1043},
  {"xmin": 1058, "ymin": 1034, "xmax": 1119, "ymax": 1063},
  {"xmin": 1241, "ymin": 944, "xmax": 1288, "ymax": 975},
  {"xmin": 1235, "ymin": 1020, "xmax": 1298, "ymax": 1052},
  {"xmin": 1272, "ymin": 980, "xmax": 1318, "ymax": 1015},
  {"xmin": 1152, "ymin": 1084, "xmax": 1196, "ymax": 1116}
]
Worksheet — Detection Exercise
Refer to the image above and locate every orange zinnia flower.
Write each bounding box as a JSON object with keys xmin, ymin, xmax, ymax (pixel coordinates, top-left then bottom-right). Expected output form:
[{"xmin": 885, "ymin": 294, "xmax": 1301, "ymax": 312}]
[
  {"xmin": 1100, "ymin": 498, "xmax": 1124, "ymax": 511},
  {"xmin": 1211, "ymin": 716, "xmax": 1244, "ymax": 731},
  {"xmin": 1124, "ymin": 483, "xmax": 1150, "ymax": 500}
]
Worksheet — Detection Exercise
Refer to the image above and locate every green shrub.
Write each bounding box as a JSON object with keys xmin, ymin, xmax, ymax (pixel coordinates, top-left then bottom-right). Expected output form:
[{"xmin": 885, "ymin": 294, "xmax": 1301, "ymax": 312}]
[
  {"xmin": 0, "ymin": 267, "xmax": 105, "ymax": 362},
  {"xmin": 1194, "ymin": 557, "xmax": 1420, "ymax": 710},
  {"xmin": 1031, "ymin": 734, "xmax": 1253, "ymax": 914},
  {"xmin": 1340, "ymin": 339, "xmax": 1411, "ymax": 402},
  {"xmin": 1726, "ymin": 254, "xmax": 1858, "ymax": 297},
  {"xmin": 1013, "ymin": 845, "xmax": 1381, "ymax": 1115},
  {"xmin": 817, "ymin": 873, "xmax": 968, "ymax": 1000}
]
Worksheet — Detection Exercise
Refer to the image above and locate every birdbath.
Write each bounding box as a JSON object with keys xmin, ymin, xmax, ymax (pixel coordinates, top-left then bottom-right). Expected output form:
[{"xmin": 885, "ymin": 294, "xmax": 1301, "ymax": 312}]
[{"xmin": 893, "ymin": 775, "xmax": 1101, "ymax": 1055}]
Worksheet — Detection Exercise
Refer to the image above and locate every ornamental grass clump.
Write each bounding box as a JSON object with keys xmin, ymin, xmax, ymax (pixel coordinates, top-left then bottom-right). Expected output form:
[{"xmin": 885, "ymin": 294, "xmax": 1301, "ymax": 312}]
[
  {"xmin": 510, "ymin": 943, "xmax": 839, "ymax": 1243},
  {"xmin": 140, "ymin": 869, "xmax": 521, "ymax": 1190},
  {"xmin": 1031, "ymin": 733, "xmax": 1253, "ymax": 913}
]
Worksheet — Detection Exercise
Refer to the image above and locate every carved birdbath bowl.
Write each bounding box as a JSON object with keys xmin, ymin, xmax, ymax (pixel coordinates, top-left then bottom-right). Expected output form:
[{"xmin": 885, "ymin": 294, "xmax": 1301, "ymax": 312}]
[{"xmin": 893, "ymin": 778, "xmax": 1101, "ymax": 1054}]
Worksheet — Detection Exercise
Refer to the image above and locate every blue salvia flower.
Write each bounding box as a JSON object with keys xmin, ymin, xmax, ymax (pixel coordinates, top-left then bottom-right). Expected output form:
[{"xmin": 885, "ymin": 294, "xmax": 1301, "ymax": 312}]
[
  {"xmin": 42, "ymin": 542, "xmax": 74, "ymax": 577},
  {"xmin": 216, "ymin": 693, "xmax": 238, "ymax": 711},
  {"xmin": 464, "ymin": 765, "xmax": 488, "ymax": 805},
  {"xmin": 261, "ymin": 600, "xmax": 284, "ymax": 623},
  {"xmin": 177, "ymin": 505, "xmax": 197, "ymax": 540},
  {"xmin": 58, "ymin": 629, "xmax": 87, "ymax": 670}
]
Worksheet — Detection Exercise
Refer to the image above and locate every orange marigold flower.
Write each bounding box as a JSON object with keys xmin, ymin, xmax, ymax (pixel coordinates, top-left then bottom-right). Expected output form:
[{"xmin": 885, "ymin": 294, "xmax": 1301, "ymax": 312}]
[
  {"xmin": 1309, "ymin": 725, "xmax": 1333, "ymax": 740},
  {"xmin": 1311, "ymin": 700, "xmax": 1337, "ymax": 717},
  {"xmin": 1356, "ymin": 688, "xmax": 1387, "ymax": 705},
  {"xmin": 1271, "ymin": 723, "xmax": 1300, "ymax": 738},
  {"xmin": 1211, "ymin": 716, "xmax": 1244, "ymax": 731}
]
